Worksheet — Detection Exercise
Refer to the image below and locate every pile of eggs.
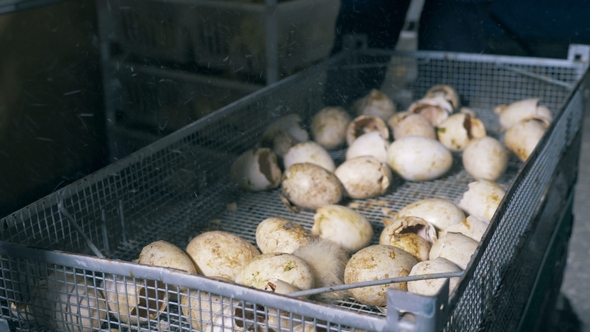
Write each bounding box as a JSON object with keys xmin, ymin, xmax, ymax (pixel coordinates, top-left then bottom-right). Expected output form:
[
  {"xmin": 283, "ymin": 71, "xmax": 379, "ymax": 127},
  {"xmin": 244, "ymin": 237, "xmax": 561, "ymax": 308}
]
[{"xmin": 10, "ymin": 87, "xmax": 552, "ymax": 331}]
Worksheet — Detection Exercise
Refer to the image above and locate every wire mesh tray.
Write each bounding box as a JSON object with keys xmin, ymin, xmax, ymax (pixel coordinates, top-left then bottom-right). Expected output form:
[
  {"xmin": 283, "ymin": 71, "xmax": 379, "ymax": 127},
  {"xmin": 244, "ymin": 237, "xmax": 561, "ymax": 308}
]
[{"xmin": 1, "ymin": 45, "xmax": 589, "ymax": 331}]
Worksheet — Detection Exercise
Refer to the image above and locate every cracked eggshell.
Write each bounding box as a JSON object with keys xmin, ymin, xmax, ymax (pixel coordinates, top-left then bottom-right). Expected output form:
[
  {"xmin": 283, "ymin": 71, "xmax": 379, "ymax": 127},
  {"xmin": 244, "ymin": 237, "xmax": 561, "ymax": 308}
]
[
  {"xmin": 262, "ymin": 114, "xmax": 309, "ymax": 143},
  {"xmin": 235, "ymin": 253, "xmax": 315, "ymax": 290},
  {"xmin": 425, "ymin": 84, "xmax": 460, "ymax": 111},
  {"xmin": 283, "ymin": 141, "xmax": 335, "ymax": 172},
  {"xmin": 345, "ymin": 131, "xmax": 389, "ymax": 164},
  {"xmin": 281, "ymin": 163, "xmax": 343, "ymax": 210},
  {"xmin": 345, "ymin": 115, "xmax": 390, "ymax": 145},
  {"xmin": 429, "ymin": 233, "xmax": 478, "ymax": 270},
  {"xmin": 335, "ymin": 156, "xmax": 393, "ymax": 199},
  {"xmin": 351, "ymin": 89, "xmax": 397, "ymax": 121},
  {"xmin": 379, "ymin": 232, "xmax": 430, "ymax": 262},
  {"xmin": 312, "ymin": 205, "xmax": 374, "ymax": 253},
  {"xmin": 437, "ymin": 113, "xmax": 487, "ymax": 152},
  {"xmin": 344, "ymin": 245, "xmax": 418, "ymax": 306},
  {"xmin": 104, "ymin": 275, "xmax": 167, "ymax": 325},
  {"xmin": 387, "ymin": 111, "xmax": 408, "ymax": 129},
  {"xmin": 407, "ymin": 95, "xmax": 454, "ymax": 127},
  {"xmin": 504, "ymin": 118, "xmax": 549, "ymax": 162},
  {"xmin": 185, "ymin": 231, "xmax": 260, "ymax": 281},
  {"xmin": 311, "ymin": 106, "xmax": 351, "ymax": 150},
  {"xmin": 458, "ymin": 180, "xmax": 506, "ymax": 223},
  {"xmin": 379, "ymin": 217, "xmax": 438, "ymax": 261},
  {"xmin": 387, "ymin": 136, "xmax": 453, "ymax": 181},
  {"xmin": 256, "ymin": 218, "xmax": 313, "ymax": 254},
  {"xmin": 439, "ymin": 216, "xmax": 489, "ymax": 242},
  {"xmin": 55, "ymin": 279, "xmax": 107, "ymax": 332},
  {"xmin": 230, "ymin": 148, "xmax": 281, "ymax": 191},
  {"xmin": 495, "ymin": 98, "xmax": 552, "ymax": 130},
  {"xmin": 392, "ymin": 113, "xmax": 436, "ymax": 140},
  {"xmin": 462, "ymin": 136, "xmax": 508, "ymax": 181},
  {"xmin": 395, "ymin": 198, "xmax": 465, "ymax": 232},
  {"xmin": 180, "ymin": 277, "xmax": 242, "ymax": 332},
  {"xmin": 407, "ymin": 257, "xmax": 461, "ymax": 296}
]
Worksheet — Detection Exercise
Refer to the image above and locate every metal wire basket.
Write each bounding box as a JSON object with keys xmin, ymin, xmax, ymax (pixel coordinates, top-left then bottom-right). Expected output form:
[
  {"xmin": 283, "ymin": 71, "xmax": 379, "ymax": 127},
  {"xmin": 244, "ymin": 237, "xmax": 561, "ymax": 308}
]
[{"xmin": 1, "ymin": 45, "xmax": 589, "ymax": 332}]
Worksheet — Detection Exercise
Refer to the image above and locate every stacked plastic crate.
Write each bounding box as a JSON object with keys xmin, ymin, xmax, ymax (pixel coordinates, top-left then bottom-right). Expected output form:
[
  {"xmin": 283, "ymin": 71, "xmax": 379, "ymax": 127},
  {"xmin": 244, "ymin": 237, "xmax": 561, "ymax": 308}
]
[{"xmin": 98, "ymin": 0, "xmax": 340, "ymax": 160}]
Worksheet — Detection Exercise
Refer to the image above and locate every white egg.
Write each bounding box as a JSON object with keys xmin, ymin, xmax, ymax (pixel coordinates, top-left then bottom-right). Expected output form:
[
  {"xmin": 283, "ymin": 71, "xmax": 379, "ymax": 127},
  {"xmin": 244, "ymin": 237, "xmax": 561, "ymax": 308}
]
[
  {"xmin": 439, "ymin": 216, "xmax": 490, "ymax": 242},
  {"xmin": 235, "ymin": 253, "xmax": 315, "ymax": 290},
  {"xmin": 311, "ymin": 106, "xmax": 351, "ymax": 150},
  {"xmin": 335, "ymin": 156, "xmax": 393, "ymax": 199},
  {"xmin": 55, "ymin": 279, "xmax": 107, "ymax": 332},
  {"xmin": 407, "ymin": 95, "xmax": 454, "ymax": 126},
  {"xmin": 387, "ymin": 136, "xmax": 453, "ymax": 181},
  {"xmin": 458, "ymin": 180, "xmax": 506, "ymax": 223},
  {"xmin": 387, "ymin": 111, "xmax": 408, "ymax": 129},
  {"xmin": 345, "ymin": 131, "xmax": 389, "ymax": 164},
  {"xmin": 351, "ymin": 89, "xmax": 397, "ymax": 121},
  {"xmin": 312, "ymin": 205, "xmax": 374, "ymax": 253},
  {"xmin": 407, "ymin": 257, "xmax": 461, "ymax": 297},
  {"xmin": 283, "ymin": 141, "xmax": 335, "ymax": 172},
  {"xmin": 185, "ymin": 231, "xmax": 260, "ymax": 281},
  {"xmin": 395, "ymin": 198, "xmax": 465, "ymax": 232},
  {"xmin": 504, "ymin": 118, "xmax": 549, "ymax": 162},
  {"xmin": 230, "ymin": 148, "xmax": 282, "ymax": 191},
  {"xmin": 344, "ymin": 245, "xmax": 418, "ymax": 306},
  {"xmin": 392, "ymin": 113, "xmax": 436, "ymax": 140},
  {"xmin": 494, "ymin": 98, "xmax": 552, "ymax": 130},
  {"xmin": 437, "ymin": 113, "xmax": 487, "ymax": 152},
  {"xmin": 345, "ymin": 115, "xmax": 390, "ymax": 145},
  {"xmin": 462, "ymin": 136, "xmax": 508, "ymax": 181},
  {"xmin": 281, "ymin": 163, "xmax": 343, "ymax": 210},
  {"xmin": 256, "ymin": 218, "xmax": 313, "ymax": 254},
  {"xmin": 429, "ymin": 233, "xmax": 479, "ymax": 270}
]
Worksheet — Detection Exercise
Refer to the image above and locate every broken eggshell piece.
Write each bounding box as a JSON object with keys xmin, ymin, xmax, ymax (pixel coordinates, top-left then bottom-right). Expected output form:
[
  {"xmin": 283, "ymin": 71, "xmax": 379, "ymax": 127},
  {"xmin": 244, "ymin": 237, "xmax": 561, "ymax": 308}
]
[
  {"xmin": 350, "ymin": 89, "xmax": 397, "ymax": 121},
  {"xmin": 437, "ymin": 113, "xmax": 487, "ymax": 152},
  {"xmin": 230, "ymin": 148, "xmax": 282, "ymax": 191},
  {"xmin": 311, "ymin": 106, "xmax": 351, "ymax": 150},
  {"xmin": 392, "ymin": 113, "xmax": 436, "ymax": 140},
  {"xmin": 458, "ymin": 180, "xmax": 506, "ymax": 223},
  {"xmin": 504, "ymin": 118, "xmax": 550, "ymax": 162},
  {"xmin": 407, "ymin": 95, "xmax": 454, "ymax": 127},
  {"xmin": 345, "ymin": 115, "xmax": 390, "ymax": 145},
  {"xmin": 495, "ymin": 98, "xmax": 552, "ymax": 130},
  {"xmin": 345, "ymin": 131, "xmax": 389, "ymax": 164},
  {"xmin": 283, "ymin": 141, "xmax": 336, "ymax": 172},
  {"xmin": 425, "ymin": 84, "xmax": 460, "ymax": 111}
]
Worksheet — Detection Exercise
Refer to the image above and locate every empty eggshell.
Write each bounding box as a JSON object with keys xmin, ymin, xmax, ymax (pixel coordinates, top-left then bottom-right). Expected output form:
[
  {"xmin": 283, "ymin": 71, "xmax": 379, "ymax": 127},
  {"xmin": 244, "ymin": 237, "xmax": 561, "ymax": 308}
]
[
  {"xmin": 335, "ymin": 156, "xmax": 393, "ymax": 199},
  {"xmin": 262, "ymin": 114, "xmax": 309, "ymax": 144},
  {"xmin": 311, "ymin": 106, "xmax": 351, "ymax": 150},
  {"xmin": 395, "ymin": 198, "xmax": 465, "ymax": 232},
  {"xmin": 256, "ymin": 218, "xmax": 313, "ymax": 254},
  {"xmin": 494, "ymin": 98, "xmax": 552, "ymax": 130},
  {"xmin": 387, "ymin": 136, "xmax": 453, "ymax": 181},
  {"xmin": 312, "ymin": 205, "xmax": 373, "ymax": 253},
  {"xmin": 504, "ymin": 118, "xmax": 549, "ymax": 162},
  {"xmin": 230, "ymin": 148, "xmax": 282, "ymax": 191},
  {"xmin": 55, "ymin": 279, "xmax": 108, "ymax": 332},
  {"xmin": 344, "ymin": 245, "xmax": 418, "ymax": 306},
  {"xmin": 235, "ymin": 253, "xmax": 315, "ymax": 290},
  {"xmin": 104, "ymin": 275, "xmax": 167, "ymax": 325},
  {"xmin": 462, "ymin": 136, "xmax": 508, "ymax": 181},
  {"xmin": 346, "ymin": 115, "xmax": 390, "ymax": 145},
  {"xmin": 185, "ymin": 231, "xmax": 260, "ymax": 281},
  {"xmin": 429, "ymin": 233, "xmax": 479, "ymax": 270},
  {"xmin": 380, "ymin": 216, "xmax": 438, "ymax": 261},
  {"xmin": 437, "ymin": 113, "xmax": 487, "ymax": 152},
  {"xmin": 458, "ymin": 180, "xmax": 506, "ymax": 223},
  {"xmin": 351, "ymin": 89, "xmax": 397, "ymax": 121},
  {"xmin": 392, "ymin": 113, "xmax": 436, "ymax": 140},
  {"xmin": 283, "ymin": 141, "xmax": 336, "ymax": 172},
  {"xmin": 407, "ymin": 95, "xmax": 454, "ymax": 127},
  {"xmin": 281, "ymin": 163, "xmax": 343, "ymax": 210},
  {"xmin": 387, "ymin": 111, "xmax": 408, "ymax": 129},
  {"xmin": 407, "ymin": 257, "xmax": 461, "ymax": 296},
  {"xmin": 439, "ymin": 216, "xmax": 490, "ymax": 242},
  {"xmin": 345, "ymin": 131, "xmax": 389, "ymax": 164},
  {"xmin": 425, "ymin": 84, "xmax": 461, "ymax": 111}
]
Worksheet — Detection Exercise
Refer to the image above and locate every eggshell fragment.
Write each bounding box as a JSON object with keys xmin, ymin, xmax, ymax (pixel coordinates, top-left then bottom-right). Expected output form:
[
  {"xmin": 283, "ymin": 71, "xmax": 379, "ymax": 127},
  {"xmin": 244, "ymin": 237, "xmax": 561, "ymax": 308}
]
[
  {"xmin": 504, "ymin": 118, "xmax": 548, "ymax": 162},
  {"xmin": 230, "ymin": 148, "xmax": 282, "ymax": 191},
  {"xmin": 235, "ymin": 253, "xmax": 315, "ymax": 290},
  {"xmin": 462, "ymin": 136, "xmax": 508, "ymax": 181},
  {"xmin": 344, "ymin": 245, "xmax": 418, "ymax": 306},
  {"xmin": 437, "ymin": 113, "xmax": 486, "ymax": 152},
  {"xmin": 283, "ymin": 141, "xmax": 336, "ymax": 172},
  {"xmin": 281, "ymin": 163, "xmax": 343, "ymax": 210},
  {"xmin": 395, "ymin": 198, "xmax": 465, "ymax": 232},
  {"xmin": 495, "ymin": 98, "xmax": 552, "ymax": 129},
  {"xmin": 458, "ymin": 180, "xmax": 506, "ymax": 223},
  {"xmin": 429, "ymin": 233, "xmax": 478, "ymax": 269},
  {"xmin": 439, "ymin": 216, "xmax": 489, "ymax": 242},
  {"xmin": 407, "ymin": 95, "xmax": 454, "ymax": 126},
  {"xmin": 351, "ymin": 89, "xmax": 397, "ymax": 121},
  {"xmin": 185, "ymin": 231, "xmax": 260, "ymax": 281},
  {"xmin": 392, "ymin": 113, "xmax": 436, "ymax": 140},
  {"xmin": 335, "ymin": 156, "xmax": 393, "ymax": 199},
  {"xmin": 387, "ymin": 136, "xmax": 453, "ymax": 181},
  {"xmin": 346, "ymin": 115, "xmax": 390, "ymax": 145},
  {"xmin": 425, "ymin": 85, "xmax": 460, "ymax": 111}
]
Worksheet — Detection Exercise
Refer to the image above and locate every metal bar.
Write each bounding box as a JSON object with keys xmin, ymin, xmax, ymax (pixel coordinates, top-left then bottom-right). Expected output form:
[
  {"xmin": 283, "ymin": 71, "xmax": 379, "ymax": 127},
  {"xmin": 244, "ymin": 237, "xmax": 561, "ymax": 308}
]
[
  {"xmin": 57, "ymin": 201, "xmax": 105, "ymax": 258},
  {"xmin": 496, "ymin": 64, "xmax": 574, "ymax": 89},
  {"xmin": 288, "ymin": 272, "xmax": 464, "ymax": 298}
]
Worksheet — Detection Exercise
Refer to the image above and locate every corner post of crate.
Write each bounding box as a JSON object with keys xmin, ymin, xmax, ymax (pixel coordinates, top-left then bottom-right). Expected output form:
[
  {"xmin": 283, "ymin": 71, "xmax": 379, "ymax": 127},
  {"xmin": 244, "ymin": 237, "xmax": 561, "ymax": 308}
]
[
  {"xmin": 567, "ymin": 44, "xmax": 590, "ymax": 63},
  {"xmin": 385, "ymin": 280, "xmax": 449, "ymax": 332}
]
